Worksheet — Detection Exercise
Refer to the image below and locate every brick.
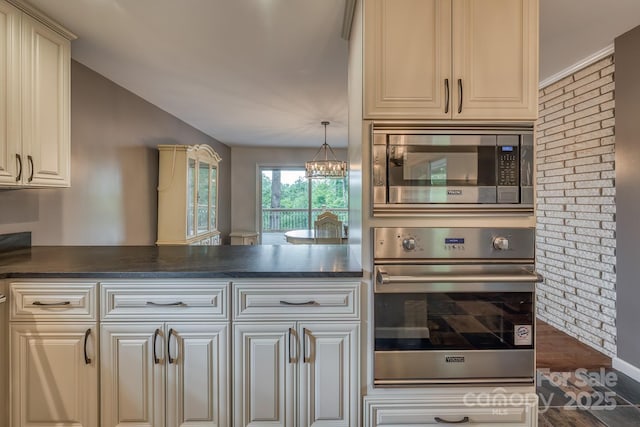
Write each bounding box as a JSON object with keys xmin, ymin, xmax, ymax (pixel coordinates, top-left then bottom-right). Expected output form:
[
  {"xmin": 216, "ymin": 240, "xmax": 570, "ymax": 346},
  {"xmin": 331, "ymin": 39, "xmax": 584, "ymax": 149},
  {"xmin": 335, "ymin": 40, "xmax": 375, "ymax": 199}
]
[
  {"xmin": 565, "ymin": 172, "xmax": 601, "ymax": 182},
  {"xmin": 538, "ymin": 117, "xmax": 564, "ymax": 131},
  {"xmin": 565, "ymin": 188, "xmax": 601, "ymax": 197},
  {"xmin": 574, "ymin": 110, "xmax": 614, "ymax": 127},
  {"xmin": 575, "ymin": 162, "xmax": 614, "ymax": 174},
  {"xmin": 565, "ymin": 71, "xmax": 600, "ymax": 93},
  {"xmin": 565, "ymin": 88, "xmax": 600, "ymax": 108},
  {"xmin": 539, "ymin": 87, "xmax": 565, "ymax": 104},
  {"xmin": 574, "ymin": 92, "xmax": 614, "ymax": 112},
  {"xmin": 565, "ymin": 204, "xmax": 601, "ymax": 213},
  {"xmin": 543, "ymin": 75, "xmax": 575, "ymax": 93},
  {"xmin": 576, "ymin": 145, "xmax": 614, "ymax": 158},
  {"xmin": 544, "ymin": 182, "xmax": 576, "ymax": 191},
  {"xmin": 564, "ymin": 248, "xmax": 601, "ymax": 262},
  {"xmin": 546, "ymin": 136, "xmax": 577, "ymax": 151},
  {"xmin": 565, "ymin": 122, "xmax": 601, "ymax": 138},
  {"xmin": 538, "ymin": 161, "xmax": 566, "ymax": 171},
  {"xmin": 565, "ymin": 233, "xmax": 600, "ymax": 244},
  {"xmin": 546, "ymin": 91, "xmax": 576, "ymax": 108},
  {"xmin": 600, "ymin": 100, "xmax": 615, "ymax": 111},
  {"xmin": 575, "ymin": 127, "xmax": 614, "ymax": 143},
  {"xmin": 546, "ymin": 105, "xmax": 576, "ymax": 122},
  {"xmin": 575, "ymin": 212, "xmax": 615, "ymax": 222},
  {"xmin": 566, "ymin": 219, "xmax": 601, "ymax": 229},
  {"xmin": 566, "ymin": 139, "xmax": 601, "ymax": 154},
  {"xmin": 538, "ymin": 132, "xmax": 567, "ymax": 145},
  {"xmin": 543, "ymin": 122, "xmax": 575, "ymax": 137},
  {"xmin": 574, "ymin": 57, "xmax": 613, "ymax": 80},
  {"xmin": 600, "ymin": 63, "xmax": 615, "ymax": 77},
  {"xmin": 575, "ymin": 196, "xmax": 615, "ymax": 205},
  {"xmin": 576, "ymin": 227, "xmax": 615, "ymax": 238},
  {"xmin": 573, "ymin": 74, "xmax": 613, "ymax": 97}
]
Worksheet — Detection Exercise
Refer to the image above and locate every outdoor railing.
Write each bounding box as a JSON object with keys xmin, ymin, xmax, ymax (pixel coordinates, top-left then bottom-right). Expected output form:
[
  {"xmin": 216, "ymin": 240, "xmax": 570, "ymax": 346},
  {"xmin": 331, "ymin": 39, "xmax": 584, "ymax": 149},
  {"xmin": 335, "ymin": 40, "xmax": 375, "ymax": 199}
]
[{"xmin": 262, "ymin": 208, "xmax": 348, "ymax": 232}]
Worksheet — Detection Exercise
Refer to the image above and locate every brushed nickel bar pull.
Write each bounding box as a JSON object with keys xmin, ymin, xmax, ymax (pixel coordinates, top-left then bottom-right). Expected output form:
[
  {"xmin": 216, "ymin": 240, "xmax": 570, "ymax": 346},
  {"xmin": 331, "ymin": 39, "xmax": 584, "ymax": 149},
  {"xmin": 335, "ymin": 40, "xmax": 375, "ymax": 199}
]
[
  {"xmin": 83, "ymin": 328, "xmax": 92, "ymax": 364},
  {"xmin": 288, "ymin": 328, "xmax": 295, "ymax": 364},
  {"xmin": 33, "ymin": 301, "xmax": 71, "ymax": 306},
  {"xmin": 146, "ymin": 301, "xmax": 184, "ymax": 306},
  {"xmin": 167, "ymin": 328, "xmax": 175, "ymax": 364},
  {"xmin": 279, "ymin": 300, "xmax": 318, "ymax": 306},
  {"xmin": 153, "ymin": 328, "xmax": 161, "ymax": 364},
  {"xmin": 435, "ymin": 416, "xmax": 469, "ymax": 424},
  {"xmin": 15, "ymin": 154, "xmax": 22, "ymax": 182},
  {"xmin": 457, "ymin": 79, "xmax": 463, "ymax": 114},
  {"xmin": 27, "ymin": 155, "xmax": 34, "ymax": 182},
  {"xmin": 444, "ymin": 78, "xmax": 450, "ymax": 113}
]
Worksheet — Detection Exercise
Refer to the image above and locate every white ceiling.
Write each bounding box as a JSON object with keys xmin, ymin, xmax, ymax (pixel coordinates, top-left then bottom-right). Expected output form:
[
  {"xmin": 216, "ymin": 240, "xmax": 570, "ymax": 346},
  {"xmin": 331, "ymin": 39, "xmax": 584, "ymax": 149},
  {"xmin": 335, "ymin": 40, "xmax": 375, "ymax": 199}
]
[{"xmin": 25, "ymin": 0, "xmax": 640, "ymax": 149}]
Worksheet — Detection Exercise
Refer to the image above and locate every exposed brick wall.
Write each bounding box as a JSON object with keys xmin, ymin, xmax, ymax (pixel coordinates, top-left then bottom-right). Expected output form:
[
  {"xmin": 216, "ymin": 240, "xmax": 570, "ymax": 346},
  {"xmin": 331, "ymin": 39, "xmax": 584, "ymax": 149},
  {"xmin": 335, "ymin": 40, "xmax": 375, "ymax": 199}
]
[{"xmin": 536, "ymin": 56, "xmax": 616, "ymax": 357}]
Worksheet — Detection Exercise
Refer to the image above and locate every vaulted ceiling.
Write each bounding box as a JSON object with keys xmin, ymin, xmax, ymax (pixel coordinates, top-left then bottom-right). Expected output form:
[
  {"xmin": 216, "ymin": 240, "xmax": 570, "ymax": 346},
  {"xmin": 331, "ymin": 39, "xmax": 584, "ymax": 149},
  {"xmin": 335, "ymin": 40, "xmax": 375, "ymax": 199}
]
[{"xmin": 25, "ymin": 0, "xmax": 640, "ymax": 148}]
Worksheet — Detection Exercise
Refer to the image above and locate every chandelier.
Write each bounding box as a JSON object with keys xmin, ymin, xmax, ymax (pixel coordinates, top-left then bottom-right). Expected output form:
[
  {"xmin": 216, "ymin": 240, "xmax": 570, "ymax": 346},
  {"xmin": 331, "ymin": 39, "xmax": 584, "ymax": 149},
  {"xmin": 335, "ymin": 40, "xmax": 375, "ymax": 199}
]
[{"xmin": 305, "ymin": 121, "xmax": 347, "ymax": 179}]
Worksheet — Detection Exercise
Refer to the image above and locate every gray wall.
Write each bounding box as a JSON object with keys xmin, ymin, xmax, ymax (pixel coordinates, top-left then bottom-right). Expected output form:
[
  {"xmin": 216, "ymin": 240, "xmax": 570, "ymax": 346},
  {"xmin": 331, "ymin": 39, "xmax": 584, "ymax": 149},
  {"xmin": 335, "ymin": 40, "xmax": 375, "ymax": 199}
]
[
  {"xmin": 0, "ymin": 60, "xmax": 231, "ymax": 245},
  {"xmin": 230, "ymin": 146, "xmax": 347, "ymax": 235},
  {"xmin": 615, "ymin": 26, "xmax": 640, "ymax": 369}
]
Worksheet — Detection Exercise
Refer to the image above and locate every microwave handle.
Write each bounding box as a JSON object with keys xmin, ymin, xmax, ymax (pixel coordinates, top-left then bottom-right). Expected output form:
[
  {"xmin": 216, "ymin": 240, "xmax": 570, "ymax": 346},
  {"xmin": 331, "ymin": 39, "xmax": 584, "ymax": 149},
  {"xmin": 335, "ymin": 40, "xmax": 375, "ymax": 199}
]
[{"xmin": 376, "ymin": 268, "xmax": 542, "ymax": 285}]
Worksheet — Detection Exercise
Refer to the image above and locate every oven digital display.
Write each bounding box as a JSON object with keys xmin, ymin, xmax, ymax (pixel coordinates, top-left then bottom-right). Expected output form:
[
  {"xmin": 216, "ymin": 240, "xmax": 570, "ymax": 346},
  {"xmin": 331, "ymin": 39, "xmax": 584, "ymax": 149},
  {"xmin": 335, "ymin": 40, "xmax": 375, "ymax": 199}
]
[
  {"xmin": 445, "ymin": 238, "xmax": 465, "ymax": 244},
  {"xmin": 501, "ymin": 146, "xmax": 514, "ymax": 152}
]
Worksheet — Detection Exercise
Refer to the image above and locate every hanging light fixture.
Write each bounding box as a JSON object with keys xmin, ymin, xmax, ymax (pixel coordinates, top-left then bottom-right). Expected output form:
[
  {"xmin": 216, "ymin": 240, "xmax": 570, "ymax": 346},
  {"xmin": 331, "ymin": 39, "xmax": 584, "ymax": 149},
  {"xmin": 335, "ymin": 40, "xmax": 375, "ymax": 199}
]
[{"xmin": 305, "ymin": 121, "xmax": 347, "ymax": 179}]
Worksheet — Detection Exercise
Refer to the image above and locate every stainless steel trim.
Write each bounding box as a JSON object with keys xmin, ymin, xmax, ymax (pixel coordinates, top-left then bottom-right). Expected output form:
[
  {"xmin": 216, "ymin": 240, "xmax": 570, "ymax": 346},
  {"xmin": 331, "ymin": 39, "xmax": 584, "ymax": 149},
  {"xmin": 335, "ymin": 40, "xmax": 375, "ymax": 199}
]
[
  {"xmin": 373, "ymin": 204, "xmax": 534, "ymax": 215},
  {"xmin": 374, "ymin": 378, "xmax": 534, "ymax": 385},
  {"xmin": 372, "ymin": 123, "xmax": 534, "ymax": 133},
  {"xmin": 375, "ymin": 349, "xmax": 535, "ymax": 385},
  {"xmin": 376, "ymin": 267, "xmax": 542, "ymax": 285},
  {"xmin": 389, "ymin": 186, "xmax": 497, "ymax": 204},
  {"xmin": 388, "ymin": 134, "xmax": 496, "ymax": 146}
]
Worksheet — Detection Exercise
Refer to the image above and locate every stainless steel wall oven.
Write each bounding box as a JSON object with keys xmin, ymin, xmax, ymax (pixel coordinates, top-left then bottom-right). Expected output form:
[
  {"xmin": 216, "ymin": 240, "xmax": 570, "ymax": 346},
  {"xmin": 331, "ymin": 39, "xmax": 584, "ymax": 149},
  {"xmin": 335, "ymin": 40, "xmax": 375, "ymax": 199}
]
[
  {"xmin": 373, "ymin": 227, "xmax": 541, "ymax": 386},
  {"xmin": 372, "ymin": 125, "xmax": 534, "ymax": 214}
]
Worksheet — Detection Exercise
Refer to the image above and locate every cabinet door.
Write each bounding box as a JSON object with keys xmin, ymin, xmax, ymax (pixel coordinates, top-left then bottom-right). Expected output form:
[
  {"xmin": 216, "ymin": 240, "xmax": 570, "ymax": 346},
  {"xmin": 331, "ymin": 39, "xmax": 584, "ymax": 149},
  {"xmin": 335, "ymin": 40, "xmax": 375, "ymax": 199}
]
[
  {"xmin": 10, "ymin": 323, "xmax": 98, "ymax": 427},
  {"xmin": 298, "ymin": 323, "xmax": 360, "ymax": 427},
  {"xmin": 364, "ymin": 0, "xmax": 452, "ymax": 119},
  {"xmin": 166, "ymin": 323, "xmax": 228, "ymax": 427},
  {"xmin": 233, "ymin": 322, "xmax": 296, "ymax": 427},
  {"xmin": 21, "ymin": 13, "xmax": 71, "ymax": 186},
  {"xmin": 452, "ymin": 0, "xmax": 538, "ymax": 120},
  {"xmin": 0, "ymin": 1, "xmax": 20, "ymax": 186},
  {"xmin": 101, "ymin": 323, "xmax": 165, "ymax": 427}
]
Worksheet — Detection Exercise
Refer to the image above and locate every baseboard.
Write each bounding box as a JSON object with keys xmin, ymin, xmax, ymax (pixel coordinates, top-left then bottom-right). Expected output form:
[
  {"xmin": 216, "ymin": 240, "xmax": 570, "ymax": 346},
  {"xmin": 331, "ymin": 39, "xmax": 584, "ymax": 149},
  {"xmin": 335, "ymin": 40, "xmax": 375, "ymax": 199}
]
[{"xmin": 613, "ymin": 357, "xmax": 640, "ymax": 383}]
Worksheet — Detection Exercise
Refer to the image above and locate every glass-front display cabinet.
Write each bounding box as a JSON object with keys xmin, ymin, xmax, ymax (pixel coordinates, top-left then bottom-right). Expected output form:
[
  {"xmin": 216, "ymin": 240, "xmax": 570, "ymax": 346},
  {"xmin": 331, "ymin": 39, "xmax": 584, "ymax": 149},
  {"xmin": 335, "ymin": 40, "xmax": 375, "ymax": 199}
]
[{"xmin": 157, "ymin": 144, "xmax": 221, "ymax": 245}]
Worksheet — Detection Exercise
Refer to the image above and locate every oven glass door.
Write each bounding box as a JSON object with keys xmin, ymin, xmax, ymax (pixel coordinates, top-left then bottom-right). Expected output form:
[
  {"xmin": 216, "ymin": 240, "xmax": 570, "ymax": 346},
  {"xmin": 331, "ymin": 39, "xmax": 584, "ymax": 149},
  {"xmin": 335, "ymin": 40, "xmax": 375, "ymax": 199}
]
[
  {"xmin": 375, "ymin": 291, "xmax": 534, "ymax": 351},
  {"xmin": 387, "ymin": 135, "xmax": 498, "ymax": 204}
]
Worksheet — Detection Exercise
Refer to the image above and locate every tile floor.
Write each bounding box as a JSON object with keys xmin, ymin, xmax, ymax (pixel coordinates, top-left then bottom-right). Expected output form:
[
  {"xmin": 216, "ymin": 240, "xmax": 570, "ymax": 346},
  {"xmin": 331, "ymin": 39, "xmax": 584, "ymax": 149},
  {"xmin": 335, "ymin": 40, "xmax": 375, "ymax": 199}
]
[{"xmin": 537, "ymin": 368, "xmax": 640, "ymax": 426}]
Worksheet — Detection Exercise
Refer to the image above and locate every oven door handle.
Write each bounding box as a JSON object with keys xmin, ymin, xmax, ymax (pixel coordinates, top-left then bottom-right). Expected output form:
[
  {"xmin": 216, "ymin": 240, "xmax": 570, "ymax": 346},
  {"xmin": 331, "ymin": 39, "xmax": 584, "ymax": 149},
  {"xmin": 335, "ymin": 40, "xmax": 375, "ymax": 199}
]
[{"xmin": 376, "ymin": 269, "xmax": 542, "ymax": 285}]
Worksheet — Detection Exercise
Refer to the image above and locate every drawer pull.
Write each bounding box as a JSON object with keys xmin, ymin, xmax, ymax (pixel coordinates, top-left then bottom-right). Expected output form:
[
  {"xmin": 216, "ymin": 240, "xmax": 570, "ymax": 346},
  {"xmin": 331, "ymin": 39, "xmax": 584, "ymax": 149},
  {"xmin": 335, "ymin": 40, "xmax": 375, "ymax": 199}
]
[
  {"xmin": 279, "ymin": 300, "xmax": 318, "ymax": 306},
  {"xmin": 32, "ymin": 301, "xmax": 71, "ymax": 306},
  {"xmin": 84, "ymin": 328, "xmax": 92, "ymax": 364},
  {"xmin": 435, "ymin": 416, "xmax": 470, "ymax": 424},
  {"xmin": 153, "ymin": 328, "xmax": 161, "ymax": 364},
  {"xmin": 146, "ymin": 301, "xmax": 184, "ymax": 306},
  {"xmin": 167, "ymin": 328, "xmax": 175, "ymax": 364},
  {"xmin": 302, "ymin": 328, "xmax": 310, "ymax": 363}
]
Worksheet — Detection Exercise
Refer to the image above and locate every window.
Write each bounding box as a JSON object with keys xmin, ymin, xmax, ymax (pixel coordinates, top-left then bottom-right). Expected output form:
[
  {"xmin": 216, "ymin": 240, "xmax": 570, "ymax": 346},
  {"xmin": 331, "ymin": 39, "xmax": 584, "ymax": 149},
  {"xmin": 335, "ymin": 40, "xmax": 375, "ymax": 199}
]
[{"xmin": 260, "ymin": 167, "xmax": 348, "ymax": 244}]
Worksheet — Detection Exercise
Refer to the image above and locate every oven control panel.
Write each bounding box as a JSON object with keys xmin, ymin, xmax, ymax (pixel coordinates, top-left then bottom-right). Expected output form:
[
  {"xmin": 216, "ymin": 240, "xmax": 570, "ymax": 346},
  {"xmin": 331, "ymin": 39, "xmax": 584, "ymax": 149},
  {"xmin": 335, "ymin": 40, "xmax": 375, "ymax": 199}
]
[{"xmin": 374, "ymin": 227, "xmax": 535, "ymax": 260}]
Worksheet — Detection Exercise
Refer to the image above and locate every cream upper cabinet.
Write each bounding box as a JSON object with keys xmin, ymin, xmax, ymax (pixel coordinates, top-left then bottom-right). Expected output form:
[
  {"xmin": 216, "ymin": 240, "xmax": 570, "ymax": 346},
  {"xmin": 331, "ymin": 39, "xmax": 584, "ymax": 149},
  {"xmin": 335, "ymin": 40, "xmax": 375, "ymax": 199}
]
[
  {"xmin": 364, "ymin": 0, "xmax": 538, "ymax": 120},
  {"xmin": 157, "ymin": 144, "xmax": 222, "ymax": 246},
  {"xmin": 0, "ymin": 0, "xmax": 74, "ymax": 188}
]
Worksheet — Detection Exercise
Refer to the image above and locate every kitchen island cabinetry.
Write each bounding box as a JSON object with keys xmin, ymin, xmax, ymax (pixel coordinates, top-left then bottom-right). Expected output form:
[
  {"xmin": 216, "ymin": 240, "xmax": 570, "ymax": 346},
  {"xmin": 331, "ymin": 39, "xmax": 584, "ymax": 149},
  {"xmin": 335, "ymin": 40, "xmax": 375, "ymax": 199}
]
[
  {"xmin": 9, "ymin": 282, "xmax": 98, "ymax": 427},
  {"xmin": 232, "ymin": 281, "xmax": 361, "ymax": 427},
  {"xmin": 0, "ymin": 0, "xmax": 74, "ymax": 188},
  {"xmin": 364, "ymin": 396, "xmax": 538, "ymax": 426},
  {"xmin": 99, "ymin": 281, "xmax": 229, "ymax": 427},
  {"xmin": 364, "ymin": 0, "xmax": 538, "ymax": 120}
]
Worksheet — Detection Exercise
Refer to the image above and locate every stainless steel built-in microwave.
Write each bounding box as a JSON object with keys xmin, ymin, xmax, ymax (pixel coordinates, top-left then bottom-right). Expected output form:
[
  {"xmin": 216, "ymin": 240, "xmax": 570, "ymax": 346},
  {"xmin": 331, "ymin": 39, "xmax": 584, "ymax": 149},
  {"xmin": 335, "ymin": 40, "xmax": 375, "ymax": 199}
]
[{"xmin": 372, "ymin": 126, "xmax": 534, "ymax": 214}]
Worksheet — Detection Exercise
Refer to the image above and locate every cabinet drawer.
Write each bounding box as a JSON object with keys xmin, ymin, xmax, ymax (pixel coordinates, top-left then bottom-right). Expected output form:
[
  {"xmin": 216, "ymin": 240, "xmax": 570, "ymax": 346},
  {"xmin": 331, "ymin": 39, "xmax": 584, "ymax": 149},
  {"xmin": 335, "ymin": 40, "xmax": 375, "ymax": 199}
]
[
  {"xmin": 101, "ymin": 281, "xmax": 228, "ymax": 321},
  {"xmin": 10, "ymin": 282, "xmax": 97, "ymax": 321},
  {"xmin": 233, "ymin": 281, "xmax": 360, "ymax": 320},
  {"xmin": 364, "ymin": 398, "xmax": 536, "ymax": 427}
]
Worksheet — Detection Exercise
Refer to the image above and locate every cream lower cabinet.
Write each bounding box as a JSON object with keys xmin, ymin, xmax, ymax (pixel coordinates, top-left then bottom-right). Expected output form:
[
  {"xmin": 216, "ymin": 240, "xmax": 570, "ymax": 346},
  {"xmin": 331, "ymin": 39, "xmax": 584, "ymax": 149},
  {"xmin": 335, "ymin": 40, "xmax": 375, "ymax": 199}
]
[
  {"xmin": 100, "ymin": 281, "xmax": 229, "ymax": 427},
  {"xmin": 232, "ymin": 281, "xmax": 361, "ymax": 427},
  {"xmin": 364, "ymin": 396, "xmax": 537, "ymax": 426},
  {"xmin": 8, "ymin": 281, "xmax": 99, "ymax": 427},
  {"xmin": 101, "ymin": 322, "xmax": 228, "ymax": 427}
]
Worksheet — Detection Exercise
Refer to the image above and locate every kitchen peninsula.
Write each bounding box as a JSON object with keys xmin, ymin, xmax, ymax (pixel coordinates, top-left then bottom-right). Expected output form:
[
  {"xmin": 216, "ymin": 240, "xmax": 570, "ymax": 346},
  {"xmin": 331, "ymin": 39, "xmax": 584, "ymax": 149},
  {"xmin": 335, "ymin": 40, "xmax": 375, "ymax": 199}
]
[{"xmin": 0, "ymin": 242, "xmax": 362, "ymax": 427}]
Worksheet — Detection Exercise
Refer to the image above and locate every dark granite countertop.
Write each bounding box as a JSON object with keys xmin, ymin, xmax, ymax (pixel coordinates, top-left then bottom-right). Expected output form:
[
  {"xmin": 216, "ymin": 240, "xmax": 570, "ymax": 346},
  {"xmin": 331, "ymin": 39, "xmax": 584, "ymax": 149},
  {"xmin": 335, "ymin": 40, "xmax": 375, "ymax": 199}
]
[{"xmin": 0, "ymin": 245, "xmax": 362, "ymax": 279}]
